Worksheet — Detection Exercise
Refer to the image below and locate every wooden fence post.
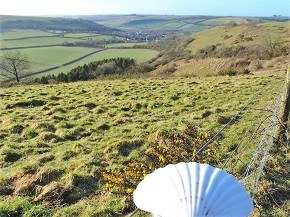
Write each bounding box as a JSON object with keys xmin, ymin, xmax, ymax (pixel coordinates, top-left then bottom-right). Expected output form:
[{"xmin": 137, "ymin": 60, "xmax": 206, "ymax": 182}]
[{"xmin": 276, "ymin": 69, "xmax": 290, "ymax": 143}]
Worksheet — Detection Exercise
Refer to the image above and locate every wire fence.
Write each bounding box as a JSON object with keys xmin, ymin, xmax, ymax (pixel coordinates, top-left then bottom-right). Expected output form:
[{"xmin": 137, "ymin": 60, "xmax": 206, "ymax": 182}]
[{"xmin": 128, "ymin": 73, "xmax": 287, "ymax": 216}]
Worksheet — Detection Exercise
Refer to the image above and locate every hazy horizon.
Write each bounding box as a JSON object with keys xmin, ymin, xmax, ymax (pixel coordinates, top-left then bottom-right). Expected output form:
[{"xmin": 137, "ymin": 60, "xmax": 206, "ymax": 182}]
[{"xmin": 1, "ymin": 0, "xmax": 290, "ymax": 17}]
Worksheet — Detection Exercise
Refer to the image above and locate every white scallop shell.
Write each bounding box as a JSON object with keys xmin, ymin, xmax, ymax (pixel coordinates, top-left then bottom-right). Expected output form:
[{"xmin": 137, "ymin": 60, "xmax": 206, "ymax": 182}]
[{"xmin": 133, "ymin": 162, "xmax": 253, "ymax": 217}]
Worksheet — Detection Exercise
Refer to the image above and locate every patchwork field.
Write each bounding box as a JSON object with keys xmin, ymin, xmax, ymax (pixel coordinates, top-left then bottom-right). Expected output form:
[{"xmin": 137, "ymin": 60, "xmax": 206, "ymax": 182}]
[
  {"xmin": 32, "ymin": 48, "xmax": 159, "ymax": 77},
  {"xmin": 0, "ymin": 29, "xmax": 57, "ymax": 40},
  {"xmin": 0, "ymin": 27, "xmax": 159, "ymax": 81},
  {"xmin": 20, "ymin": 47, "xmax": 100, "ymax": 71},
  {"xmin": 0, "ymin": 73, "xmax": 285, "ymax": 216}
]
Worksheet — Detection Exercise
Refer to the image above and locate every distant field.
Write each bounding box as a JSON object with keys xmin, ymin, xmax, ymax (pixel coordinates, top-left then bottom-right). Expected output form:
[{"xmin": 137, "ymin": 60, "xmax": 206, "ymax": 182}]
[
  {"xmin": 105, "ymin": 42, "xmax": 148, "ymax": 48},
  {"xmin": 20, "ymin": 46, "xmax": 100, "ymax": 71},
  {"xmin": 1, "ymin": 37, "xmax": 80, "ymax": 49},
  {"xmin": 124, "ymin": 19, "xmax": 172, "ymax": 28},
  {"xmin": 35, "ymin": 48, "xmax": 159, "ymax": 77},
  {"xmin": 63, "ymin": 33, "xmax": 100, "ymax": 38},
  {"xmin": 0, "ymin": 29, "xmax": 57, "ymax": 40},
  {"xmin": 64, "ymin": 34, "xmax": 120, "ymax": 41},
  {"xmin": 0, "ymin": 28, "xmax": 158, "ymax": 80},
  {"xmin": 0, "ymin": 28, "xmax": 125, "ymax": 49},
  {"xmin": 200, "ymin": 17, "xmax": 249, "ymax": 26}
]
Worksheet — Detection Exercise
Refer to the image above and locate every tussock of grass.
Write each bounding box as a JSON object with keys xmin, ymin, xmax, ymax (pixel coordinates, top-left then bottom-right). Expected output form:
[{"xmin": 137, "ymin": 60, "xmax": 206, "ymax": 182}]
[{"xmin": 0, "ymin": 74, "xmax": 284, "ymax": 215}]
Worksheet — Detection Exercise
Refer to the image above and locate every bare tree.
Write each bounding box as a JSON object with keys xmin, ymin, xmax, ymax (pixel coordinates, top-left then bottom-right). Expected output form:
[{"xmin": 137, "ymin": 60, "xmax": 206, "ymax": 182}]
[{"xmin": 0, "ymin": 50, "xmax": 30, "ymax": 83}]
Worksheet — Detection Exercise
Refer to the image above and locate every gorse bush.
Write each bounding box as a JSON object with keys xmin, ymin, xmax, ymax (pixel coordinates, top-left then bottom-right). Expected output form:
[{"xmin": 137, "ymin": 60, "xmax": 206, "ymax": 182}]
[
  {"xmin": 101, "ymin": 124, "xmax": 218, "ymax": 199},
  {"xmin": 218, "ymin": 68, "xmax": 251, "ymax": 76},
  {"xmin": 218, "ymin": 68, "xmax": 237, "ymax": 76}
]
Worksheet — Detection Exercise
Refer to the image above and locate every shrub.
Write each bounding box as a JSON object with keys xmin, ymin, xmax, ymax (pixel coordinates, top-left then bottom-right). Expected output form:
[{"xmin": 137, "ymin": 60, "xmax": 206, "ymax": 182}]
[
  {"xmin": 101, "ymin": 124, "xmax": 218, "ymax": 196},
  {"xmin": 218, "ymin": 68, "xmax": 237, "ymax": 76},
  {"xmin": 241, "ymin": 68, "xmax": 251, "ymax": 75},
  {"xmin": 226, "ymin": 21, "xmax": 238, "ymax": 27}
]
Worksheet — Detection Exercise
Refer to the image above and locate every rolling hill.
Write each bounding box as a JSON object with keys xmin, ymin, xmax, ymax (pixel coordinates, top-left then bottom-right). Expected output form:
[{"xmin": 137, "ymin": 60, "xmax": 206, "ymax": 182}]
[{"xmin": 148, "ymin": 21, "xmax": 290, "ymax": 77}]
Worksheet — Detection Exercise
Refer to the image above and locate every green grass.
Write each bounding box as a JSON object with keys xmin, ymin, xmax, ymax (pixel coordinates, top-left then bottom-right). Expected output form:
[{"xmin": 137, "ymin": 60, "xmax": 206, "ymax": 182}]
[
  {"xmin": 188, "ymin": 22, "xmax": 290, "ymax": 54},
  {"xmin": 1, "ymin": 37, "xmax": 82, "ymax": 49},
  {"xmin": 0, "ymin": 29, "xmax": 57, "ymax": 40},
  {"xmin": 0, "ymin": 73, "xmax": 284, "ymax": 216},
  {"xmin": 20, "ymin": 46, "xmax": 100, "ymax": 72},
  {"xmin": 199, "ymin": 17, "xmax": 249, "ymax": 26},
  {"xmin": 35, "ymin": 49, "xmax": 159, "ymax": 77},
  {"xmin": 63, "ymin": 33, "xmax": 100, "ymax": 38},
  {"xmin": 105, "ymin": 42, "xmax": 148, "ymax": 48}
]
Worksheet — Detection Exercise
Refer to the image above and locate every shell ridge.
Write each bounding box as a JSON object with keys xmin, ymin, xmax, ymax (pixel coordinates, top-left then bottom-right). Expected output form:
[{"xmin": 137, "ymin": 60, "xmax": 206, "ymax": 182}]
[
  {"xmin": 200, "ymin": 168, "xmax": 228, "ymax": 215},
  {"xmin": 199, "ymin": 165, "xmax": 222, "ymax": 215},
  {"xmin": 194, "ymin": 163, "xmax": 202, "ymax": 215},
  {"xmin": 166, "ymin": 163, "xmax": 188, "ymax": 216},
  {"xmin": 185, "ymin": 163, "xmax": 193, "ymax": 217},
  {"xmin": 196, "ymin": 164, "xmax": 215, "ymax": 216},
  {"xmin": 176, "ymin": 162, "xmax": 191, "ymax": 216},
  {"xmin": 188, "ymin": 162, "xmax": 198, "ymax": 216}
]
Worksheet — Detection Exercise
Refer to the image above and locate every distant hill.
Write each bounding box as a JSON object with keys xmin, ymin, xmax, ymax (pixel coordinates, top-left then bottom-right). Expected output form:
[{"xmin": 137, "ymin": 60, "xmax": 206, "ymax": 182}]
[
  {"xmin": 0, "ymin": 15, "xmax": 119, "ymax": 33},
  {"xmin": 75, "ymin": 14, "xmax": 290, "ymax": 33}
]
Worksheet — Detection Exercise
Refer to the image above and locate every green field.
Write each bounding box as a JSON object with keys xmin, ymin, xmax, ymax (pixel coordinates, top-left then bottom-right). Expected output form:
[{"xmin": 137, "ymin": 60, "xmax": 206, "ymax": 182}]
[
  {"xmin": 0, "ymin": 47, "xmax": 158, "ymax": 79},
  {"xmin": 35, "ymin": 49, "xmax": 159, "ymax": 77},
  {"xmin": 199, "ymin": 17, "xmax": 249, "ymax": 26},
  {"xmin": 1, "ymin": 37, "xmax": 80, "ymax": 49},
  {"xmin": 105, "ymin": 42, "xmax": 148, "ymax": 48},
  {"xmin": 63, "ymin": 33, "xmax": 100, "ymax": 38},
  {"xmin": 0, "ymin": 29, "xmax": 57, "ymax": 40},
  {"xmin": 0, "ymin": 73, "xmax": 284, "ymax": 216},
  {"xmin": 0, "ymin": 27, "xmax": 157, "ymax": 81},
  {"xmin": 20, "ymin": 47, "xmax": 100, "ymax": 72}
]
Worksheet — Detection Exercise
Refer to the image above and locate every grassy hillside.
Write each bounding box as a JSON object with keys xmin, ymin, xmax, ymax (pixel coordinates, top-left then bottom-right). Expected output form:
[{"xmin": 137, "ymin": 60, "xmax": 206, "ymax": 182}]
[
  {"xmin": 149, "ymin": 22, "xmax": 290, "ymax": 77},
  {"xmin": 0, "ymin": 73, "xmax": 284, "ymax": 216},
  {"xmin": 187, "ymin": 22, "xmax": 290, "ymax": 53}
]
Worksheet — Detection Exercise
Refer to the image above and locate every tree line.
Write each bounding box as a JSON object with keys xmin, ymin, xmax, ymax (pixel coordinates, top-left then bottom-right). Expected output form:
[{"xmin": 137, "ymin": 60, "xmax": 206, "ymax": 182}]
[{"xmin": 35, "ymin": 58, "xmax": 136, "ymax": 84}]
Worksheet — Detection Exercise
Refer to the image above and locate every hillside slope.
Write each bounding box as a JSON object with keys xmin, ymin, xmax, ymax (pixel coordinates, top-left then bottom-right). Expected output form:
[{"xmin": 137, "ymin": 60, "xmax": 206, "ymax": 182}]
[
  {"xmin": 0, "ymin": 73, "xmax": 285, "ymax": 216},
  {"xmin": 149, "ymin": 22, "xmax": 290, "ymax": 77}
]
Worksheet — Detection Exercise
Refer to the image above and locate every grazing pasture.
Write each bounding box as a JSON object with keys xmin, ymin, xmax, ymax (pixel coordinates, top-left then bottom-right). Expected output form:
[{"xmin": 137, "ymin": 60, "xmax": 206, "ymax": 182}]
[
  {"xmin": 20, "ymin": 47, "xmax": 100, "ymax": 72},
  {"xmin": 1, "ymin": 37, "xmax": 80, "ymax": 49},
  {"xmin": 0, "ymin": 29, "xmax": 57, "ymax": 40},
  {"xmin": 0, "ymin": 74, "xmax": 283, "ymax": 216},
  {"xmin": 32, "ymin": 48, "xmax": 159, "ymax": 77}
]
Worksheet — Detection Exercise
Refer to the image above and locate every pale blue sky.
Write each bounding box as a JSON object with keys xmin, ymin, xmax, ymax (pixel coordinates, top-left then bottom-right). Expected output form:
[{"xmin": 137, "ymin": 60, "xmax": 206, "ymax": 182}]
[{"xmin": 1, "ymin": 0, "xmax": 290, "ymax": 16}]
